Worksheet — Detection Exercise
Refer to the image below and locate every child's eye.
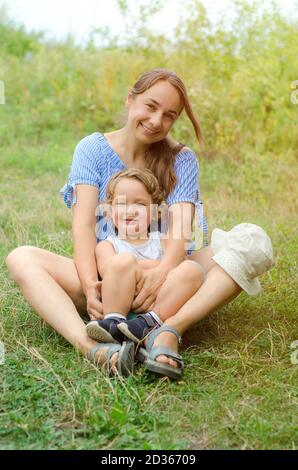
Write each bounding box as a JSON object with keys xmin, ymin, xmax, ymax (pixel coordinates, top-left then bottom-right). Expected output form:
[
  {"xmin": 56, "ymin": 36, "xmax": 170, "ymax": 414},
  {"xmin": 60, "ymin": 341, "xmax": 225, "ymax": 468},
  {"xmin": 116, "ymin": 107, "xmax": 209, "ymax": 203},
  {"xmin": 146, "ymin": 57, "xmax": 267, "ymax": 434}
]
[{"xmin": 146, "ymin": 103, "xmax": 155, "ymax": 110}]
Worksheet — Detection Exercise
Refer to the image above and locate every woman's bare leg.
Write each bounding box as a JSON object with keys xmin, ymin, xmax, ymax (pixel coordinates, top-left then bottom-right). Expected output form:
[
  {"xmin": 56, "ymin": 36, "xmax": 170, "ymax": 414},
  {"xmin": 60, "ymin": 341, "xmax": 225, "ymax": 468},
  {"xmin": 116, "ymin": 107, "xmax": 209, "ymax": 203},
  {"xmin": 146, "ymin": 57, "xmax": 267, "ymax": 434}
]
[
  {"xmin": 152, "ymin": 260, "xmax": 204, "ymax": 322},
  {"xmin": 5, "ymin": 246, "xmax": 119, "ymax": 369},
  {"xmin": 147, "ymin": 246, "xmax": 242, "ymax": 368},
  {"xmin": 166, "ymin": 265, "xmax": 241, "ymax": 333}
]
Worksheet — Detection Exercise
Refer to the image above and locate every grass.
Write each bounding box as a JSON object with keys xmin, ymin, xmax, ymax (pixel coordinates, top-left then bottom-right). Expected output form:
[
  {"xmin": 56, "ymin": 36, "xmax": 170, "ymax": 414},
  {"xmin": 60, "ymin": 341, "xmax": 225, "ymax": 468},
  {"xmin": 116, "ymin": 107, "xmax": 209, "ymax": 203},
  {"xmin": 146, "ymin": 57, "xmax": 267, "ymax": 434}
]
[
  {"xmin": 0, "ymin": 0, "xmax": 297, "ymax": 450},
  {"xmin": 0, "ymin": 125, "xmax": 297, "ymax": 450}
]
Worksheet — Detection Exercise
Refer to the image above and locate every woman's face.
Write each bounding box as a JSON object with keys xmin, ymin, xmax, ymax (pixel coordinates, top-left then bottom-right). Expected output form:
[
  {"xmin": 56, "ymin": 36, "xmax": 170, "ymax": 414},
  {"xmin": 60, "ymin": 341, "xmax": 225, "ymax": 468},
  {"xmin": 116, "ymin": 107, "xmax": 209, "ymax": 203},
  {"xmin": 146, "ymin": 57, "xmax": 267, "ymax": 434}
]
[
  {"xmin": 126, "ymin": 80, "xmax": 183, "ymax": 144},
  {"xmin": 111, "ymin": 178, "xmax": 154, "ymax": 239}
]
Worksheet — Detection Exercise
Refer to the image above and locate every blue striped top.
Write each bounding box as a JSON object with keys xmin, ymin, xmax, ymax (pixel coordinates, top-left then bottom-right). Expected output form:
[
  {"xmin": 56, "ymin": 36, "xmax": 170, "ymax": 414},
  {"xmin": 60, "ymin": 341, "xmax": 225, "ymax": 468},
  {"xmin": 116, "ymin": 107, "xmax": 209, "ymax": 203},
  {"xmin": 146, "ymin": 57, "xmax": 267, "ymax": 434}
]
[{"xmin": 60, "ymin": 132, "xmax": 208, "ymax": 249}]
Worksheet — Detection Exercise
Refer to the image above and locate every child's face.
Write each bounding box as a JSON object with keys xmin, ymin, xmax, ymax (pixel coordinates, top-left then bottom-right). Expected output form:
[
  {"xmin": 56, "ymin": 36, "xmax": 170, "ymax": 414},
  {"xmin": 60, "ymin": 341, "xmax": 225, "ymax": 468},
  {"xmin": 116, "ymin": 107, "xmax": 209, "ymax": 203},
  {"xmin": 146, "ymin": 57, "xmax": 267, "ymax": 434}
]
[{"xmin": 111, "ymin": 178, "xmax": 154, "ymax": 239}]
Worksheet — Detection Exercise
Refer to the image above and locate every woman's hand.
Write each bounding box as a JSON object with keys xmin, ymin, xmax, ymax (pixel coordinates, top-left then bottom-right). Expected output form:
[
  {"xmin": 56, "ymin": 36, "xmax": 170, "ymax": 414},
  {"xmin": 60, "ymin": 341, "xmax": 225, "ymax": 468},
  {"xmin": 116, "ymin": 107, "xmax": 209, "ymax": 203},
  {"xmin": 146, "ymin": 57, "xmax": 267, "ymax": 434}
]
[
  {"xmin": 131, "ymin": 266, "xmax": 169, "ymax": 313},
  {"xmin": 86, "ymin": 281, "xmax": 104, "ymax": 320}
]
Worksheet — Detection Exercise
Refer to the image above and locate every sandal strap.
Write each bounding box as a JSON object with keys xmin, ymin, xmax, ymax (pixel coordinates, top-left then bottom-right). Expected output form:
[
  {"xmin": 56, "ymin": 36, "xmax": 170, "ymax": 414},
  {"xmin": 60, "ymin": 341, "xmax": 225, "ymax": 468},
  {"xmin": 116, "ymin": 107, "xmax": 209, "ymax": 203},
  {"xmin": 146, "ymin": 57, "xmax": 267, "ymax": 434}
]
[
  {"xmin": 105, "ymin": 344, "xmax": 121, "ymax": 364},
  {"xmin": 106, "ymin": 315, "xmax": 126, "ymax": 324},
  {"xmin": 116, "ymin": 341, "xmax": 135, "ymax": 377},
  {"xmin": 87, "ymin": 343, "xmax": 120, "ymax": 366},
  {"xmin": 149, "ymin": 346, "xmax": 184, "ymax": 368},
  {"xmin": 136, "ymin": 314, "xmax": 157, "ymax": 328},
  {"xmin": 146, "ymin": 325, "xmax": 182, "ymax": 351},
  {"xmin": 87, "ymin": 343, "xmax": 106, "ymax": 363}
]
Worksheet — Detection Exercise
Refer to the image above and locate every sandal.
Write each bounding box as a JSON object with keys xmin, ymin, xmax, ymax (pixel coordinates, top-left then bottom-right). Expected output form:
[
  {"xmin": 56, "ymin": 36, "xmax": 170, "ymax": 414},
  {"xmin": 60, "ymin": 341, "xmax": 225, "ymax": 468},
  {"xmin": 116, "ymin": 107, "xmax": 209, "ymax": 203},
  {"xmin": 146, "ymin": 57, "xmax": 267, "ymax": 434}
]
[
  {"xmin": 87, "ymin": 341, "xmax": 135, "ymax": 377},
  {"xmin": 136, "ymin": 325, "xmax": 184, "ymax": 380}
]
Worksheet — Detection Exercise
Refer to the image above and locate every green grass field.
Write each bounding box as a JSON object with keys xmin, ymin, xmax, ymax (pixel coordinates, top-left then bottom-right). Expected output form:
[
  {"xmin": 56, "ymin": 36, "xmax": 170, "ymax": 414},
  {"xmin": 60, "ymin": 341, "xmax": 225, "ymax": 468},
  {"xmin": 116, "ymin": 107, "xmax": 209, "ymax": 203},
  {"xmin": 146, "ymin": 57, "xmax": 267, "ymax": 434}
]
[{"xmin": 0, "ymin": 1, "xmax": 297, "ymax": 450}]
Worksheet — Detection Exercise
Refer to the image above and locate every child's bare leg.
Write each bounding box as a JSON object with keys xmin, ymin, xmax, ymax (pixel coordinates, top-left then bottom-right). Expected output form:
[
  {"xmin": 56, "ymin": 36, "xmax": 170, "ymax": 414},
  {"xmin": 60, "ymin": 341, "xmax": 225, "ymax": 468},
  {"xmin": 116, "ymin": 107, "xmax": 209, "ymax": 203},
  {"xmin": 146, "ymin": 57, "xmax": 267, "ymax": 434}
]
[
  {"xmin": 102, "ymin": 253, "xmax": 142, "ymax": 316},
  {"xmin": 151, "ymin": 260, "xmax": 204, "ymax": 322},
  {"xmin": 117, "ymin": 260, "xmax": 204, "ymax": 343}
]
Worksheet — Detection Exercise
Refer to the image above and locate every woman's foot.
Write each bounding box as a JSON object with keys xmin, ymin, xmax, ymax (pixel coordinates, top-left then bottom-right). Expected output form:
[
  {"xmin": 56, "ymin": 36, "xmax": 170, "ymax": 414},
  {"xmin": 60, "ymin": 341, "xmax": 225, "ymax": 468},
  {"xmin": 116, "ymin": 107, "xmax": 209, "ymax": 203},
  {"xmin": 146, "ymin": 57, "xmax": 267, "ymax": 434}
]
[
  {"xmin": 92, "ymin": 346, "xmax": 119, "ymax": 374},
  {"xmin": 82, "ymin": 337, "xmax": 117, "ymax": 370},
  {"xmin": 87, "ymin": 341, "xmax": 135, "ymax": 377},
  {"xmin": 143, "ymin": 330, "xmax": 179, "ymax": 368},
  {"xmin": 136, "ymin": 325, "xmax": 184, "ymax": 380}
]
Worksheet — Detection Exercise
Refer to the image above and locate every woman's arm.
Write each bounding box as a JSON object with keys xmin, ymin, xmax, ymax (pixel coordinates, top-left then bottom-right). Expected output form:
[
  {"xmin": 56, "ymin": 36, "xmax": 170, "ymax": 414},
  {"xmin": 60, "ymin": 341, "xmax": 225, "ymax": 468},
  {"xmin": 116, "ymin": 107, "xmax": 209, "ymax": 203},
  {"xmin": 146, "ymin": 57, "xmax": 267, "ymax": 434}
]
[
  {"xmin": 158, "ymin": 149, "xmax": 201, "ymax": 273},
  {"xmin": 158, "ymin": 202, "xmax": 194, "ymax": 272},
  {"xmin": 72, "ymin": 184, "xmax": 103, "ymax": 319}
]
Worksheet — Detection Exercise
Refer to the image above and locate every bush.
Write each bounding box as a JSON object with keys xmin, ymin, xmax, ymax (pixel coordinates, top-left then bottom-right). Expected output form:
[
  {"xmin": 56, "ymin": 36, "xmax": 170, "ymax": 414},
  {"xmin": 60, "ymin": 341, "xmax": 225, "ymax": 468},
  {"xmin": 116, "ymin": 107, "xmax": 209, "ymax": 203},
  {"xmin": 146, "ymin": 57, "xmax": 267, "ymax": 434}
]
[{"xmin": 0, "ymin": 0, "xmax": 297, "ymax": 157}]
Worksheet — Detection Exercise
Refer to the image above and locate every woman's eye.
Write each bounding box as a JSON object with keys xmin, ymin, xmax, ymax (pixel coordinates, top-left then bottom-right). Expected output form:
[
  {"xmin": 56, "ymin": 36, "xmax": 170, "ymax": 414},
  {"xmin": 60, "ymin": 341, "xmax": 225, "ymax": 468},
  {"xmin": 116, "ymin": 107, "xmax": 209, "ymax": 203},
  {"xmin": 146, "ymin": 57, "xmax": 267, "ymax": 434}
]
[{"xmin": 146, "ymin": 104, "xmax": 155, "ymax": 110}]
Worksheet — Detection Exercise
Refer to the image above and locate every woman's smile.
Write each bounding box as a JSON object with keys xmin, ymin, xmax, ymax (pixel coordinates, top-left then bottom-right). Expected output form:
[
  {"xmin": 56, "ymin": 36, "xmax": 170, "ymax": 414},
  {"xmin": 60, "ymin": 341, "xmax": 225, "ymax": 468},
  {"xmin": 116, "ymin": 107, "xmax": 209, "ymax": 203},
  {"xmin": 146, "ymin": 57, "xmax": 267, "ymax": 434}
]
[{"xmin": 139, "ymin": 122, "xmax": 160, "ymax": 135}]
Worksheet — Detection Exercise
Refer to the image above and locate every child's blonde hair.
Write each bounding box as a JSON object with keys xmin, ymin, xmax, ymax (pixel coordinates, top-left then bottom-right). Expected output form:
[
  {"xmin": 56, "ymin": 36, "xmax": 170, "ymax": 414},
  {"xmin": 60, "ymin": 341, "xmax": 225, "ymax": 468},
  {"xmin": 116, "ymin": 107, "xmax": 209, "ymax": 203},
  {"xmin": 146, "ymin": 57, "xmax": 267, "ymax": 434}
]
[{"xmin": 106, "ymin": 168, "xmax": 165, "ymax": 205}]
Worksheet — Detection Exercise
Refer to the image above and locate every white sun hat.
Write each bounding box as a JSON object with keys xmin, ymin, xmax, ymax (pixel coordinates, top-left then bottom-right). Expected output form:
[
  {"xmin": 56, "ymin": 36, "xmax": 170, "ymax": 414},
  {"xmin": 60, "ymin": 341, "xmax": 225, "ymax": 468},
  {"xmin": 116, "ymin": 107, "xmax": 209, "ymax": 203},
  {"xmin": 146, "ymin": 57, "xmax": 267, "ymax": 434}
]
[{"xmin": 211, "ymin": 223, "xmax": 274, "ymax": 296}]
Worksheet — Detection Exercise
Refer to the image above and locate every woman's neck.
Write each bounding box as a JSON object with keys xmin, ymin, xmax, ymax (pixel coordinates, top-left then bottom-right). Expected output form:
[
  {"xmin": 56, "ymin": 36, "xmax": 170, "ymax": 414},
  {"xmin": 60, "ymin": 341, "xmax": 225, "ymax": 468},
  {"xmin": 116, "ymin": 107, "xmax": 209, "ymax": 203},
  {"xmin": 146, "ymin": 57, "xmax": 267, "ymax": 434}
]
[{"xmin": 108, "ymin": 127, "xmax": 149, "ymax": 167}]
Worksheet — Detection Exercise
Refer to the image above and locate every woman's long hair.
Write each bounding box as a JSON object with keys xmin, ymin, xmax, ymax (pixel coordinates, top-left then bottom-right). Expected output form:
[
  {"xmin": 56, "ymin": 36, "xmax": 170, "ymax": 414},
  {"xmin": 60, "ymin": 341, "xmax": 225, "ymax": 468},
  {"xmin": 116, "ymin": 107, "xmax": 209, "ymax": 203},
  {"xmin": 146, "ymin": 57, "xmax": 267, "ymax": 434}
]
[{"xmin": 130, "ymin": 69, "xmax": 203, "ymax": 198}]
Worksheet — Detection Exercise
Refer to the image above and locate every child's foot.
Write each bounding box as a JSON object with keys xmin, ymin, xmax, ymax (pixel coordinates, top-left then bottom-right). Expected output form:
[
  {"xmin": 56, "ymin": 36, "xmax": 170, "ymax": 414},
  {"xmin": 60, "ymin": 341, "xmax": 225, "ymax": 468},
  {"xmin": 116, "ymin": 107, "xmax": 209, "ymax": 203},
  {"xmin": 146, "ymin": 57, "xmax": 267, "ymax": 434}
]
[
  {"xmin": 86, "ymin": 316, "xmax": 126, "ymax": 344},
  {"xmin": 117, "ymin": 313, "xmax": 160, "ymax": 343}
]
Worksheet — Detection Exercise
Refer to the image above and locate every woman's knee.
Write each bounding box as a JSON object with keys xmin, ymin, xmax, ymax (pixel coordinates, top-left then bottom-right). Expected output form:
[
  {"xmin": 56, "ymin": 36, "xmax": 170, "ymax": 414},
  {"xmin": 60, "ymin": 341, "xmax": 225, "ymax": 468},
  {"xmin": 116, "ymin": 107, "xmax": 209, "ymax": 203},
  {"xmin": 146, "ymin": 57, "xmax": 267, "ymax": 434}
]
[
  {"xmin": 187, "ymin": 246, "xmax": 216, "ymax": 273},
  {"xmin": 175, "ymin": 260, "xmax": 205, "ymax": 284},
  {"xmin": 6, "ymin": 246, "xmax": 39, "ymax": 282}
]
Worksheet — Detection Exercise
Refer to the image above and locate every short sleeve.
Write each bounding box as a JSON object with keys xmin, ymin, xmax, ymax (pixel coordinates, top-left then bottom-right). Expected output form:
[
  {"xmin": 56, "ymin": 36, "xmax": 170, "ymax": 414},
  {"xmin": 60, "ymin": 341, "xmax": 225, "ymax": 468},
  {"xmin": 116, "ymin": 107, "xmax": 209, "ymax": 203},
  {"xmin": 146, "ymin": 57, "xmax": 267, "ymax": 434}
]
[
  {"xmin": 167, "ymin": 149, "xmax": 208, "ymax": 247},
  {"xmin": 60, "ymin": 135, "xmax": 101, "ymax": 208},
  {"xmin": 167, "ymin": 150, "xmax": 199, "ymax": 206}
]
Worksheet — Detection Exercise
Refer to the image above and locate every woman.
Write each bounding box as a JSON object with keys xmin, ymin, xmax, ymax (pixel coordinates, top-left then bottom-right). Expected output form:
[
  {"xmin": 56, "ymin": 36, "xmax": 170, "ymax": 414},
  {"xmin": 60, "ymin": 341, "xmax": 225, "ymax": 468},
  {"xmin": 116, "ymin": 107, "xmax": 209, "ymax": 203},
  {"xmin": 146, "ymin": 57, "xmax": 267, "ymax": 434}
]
[{"xmin": 6, "ymin": 69, "xmax": 273, "ymax": 377}]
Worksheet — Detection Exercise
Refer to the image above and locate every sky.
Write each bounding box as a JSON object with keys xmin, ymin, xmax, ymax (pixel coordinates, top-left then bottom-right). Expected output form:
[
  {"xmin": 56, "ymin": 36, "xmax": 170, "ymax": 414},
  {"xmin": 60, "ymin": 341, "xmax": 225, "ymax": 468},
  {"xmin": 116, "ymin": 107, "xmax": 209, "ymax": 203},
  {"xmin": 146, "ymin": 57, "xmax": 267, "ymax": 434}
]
[{"xmin": 0, "ymin": 0, "xmax": 297, "ymax": 45}]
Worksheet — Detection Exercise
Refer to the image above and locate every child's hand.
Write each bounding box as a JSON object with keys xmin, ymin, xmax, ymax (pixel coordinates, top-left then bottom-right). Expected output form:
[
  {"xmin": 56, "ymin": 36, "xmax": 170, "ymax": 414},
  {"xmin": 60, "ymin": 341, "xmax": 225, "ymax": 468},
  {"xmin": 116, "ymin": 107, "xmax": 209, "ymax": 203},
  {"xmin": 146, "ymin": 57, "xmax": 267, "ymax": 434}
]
[
  {"xmin": 135, "ymin": 267, "xmax": 145, "ymax": 297},
  {"xmin": 86, "ymin": 281, "xmax": 104, "ymax": 320},
  {"xmin": 132, "ymin": 266, "xmax": 167, "ymax": 312}
]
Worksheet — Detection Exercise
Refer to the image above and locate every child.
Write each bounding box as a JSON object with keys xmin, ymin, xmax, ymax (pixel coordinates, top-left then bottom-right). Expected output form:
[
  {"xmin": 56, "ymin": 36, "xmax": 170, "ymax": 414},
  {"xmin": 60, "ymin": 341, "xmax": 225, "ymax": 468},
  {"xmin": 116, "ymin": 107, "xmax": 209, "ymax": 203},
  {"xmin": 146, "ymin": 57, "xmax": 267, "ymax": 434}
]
[{"xmin": 86, "ymin": 168, "xmax": 204, "ymax": 345}]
